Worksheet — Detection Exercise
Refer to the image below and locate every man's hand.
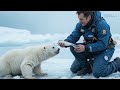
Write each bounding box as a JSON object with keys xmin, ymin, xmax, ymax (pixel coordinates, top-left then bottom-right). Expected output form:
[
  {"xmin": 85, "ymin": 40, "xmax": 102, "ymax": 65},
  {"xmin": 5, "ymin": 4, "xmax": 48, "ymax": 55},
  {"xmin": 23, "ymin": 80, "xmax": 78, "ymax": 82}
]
[
  {"xmin": 74, "ymin": 44, "xmax": 85, "ymax": 53},
  {"xmin": 58, "ymin": 40, "xmax": 65, "ymax": 48}
]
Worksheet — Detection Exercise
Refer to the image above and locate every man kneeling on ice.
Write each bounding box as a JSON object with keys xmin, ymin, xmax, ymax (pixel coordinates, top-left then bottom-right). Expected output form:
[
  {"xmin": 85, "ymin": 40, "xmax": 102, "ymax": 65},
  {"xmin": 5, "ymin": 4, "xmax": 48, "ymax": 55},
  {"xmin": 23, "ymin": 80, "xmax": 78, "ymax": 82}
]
[{"xmin": 58, "ymin": 11, "xmax": 120, "ymax": 78}]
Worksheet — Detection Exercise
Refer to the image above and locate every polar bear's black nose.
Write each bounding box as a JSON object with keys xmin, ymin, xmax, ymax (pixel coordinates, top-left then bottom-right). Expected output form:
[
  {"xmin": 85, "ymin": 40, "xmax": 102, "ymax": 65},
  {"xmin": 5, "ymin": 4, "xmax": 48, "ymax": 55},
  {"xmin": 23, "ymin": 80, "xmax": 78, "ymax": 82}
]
[
  {"xmin": 55, "ymin": 48, "xmax": 60, "ymax": 54},
  {"xmin": 58, "ymin": 48, "xmax": 60, "ymax": 52}
]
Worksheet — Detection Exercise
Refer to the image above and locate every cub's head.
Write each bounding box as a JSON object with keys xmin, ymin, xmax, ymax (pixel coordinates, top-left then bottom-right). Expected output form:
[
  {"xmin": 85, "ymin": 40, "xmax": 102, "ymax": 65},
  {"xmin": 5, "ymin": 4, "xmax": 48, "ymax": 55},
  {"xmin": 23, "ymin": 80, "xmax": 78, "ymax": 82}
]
[{"xmin": 42, "ymin": 44, "xmax": 60, "ymax": 57}]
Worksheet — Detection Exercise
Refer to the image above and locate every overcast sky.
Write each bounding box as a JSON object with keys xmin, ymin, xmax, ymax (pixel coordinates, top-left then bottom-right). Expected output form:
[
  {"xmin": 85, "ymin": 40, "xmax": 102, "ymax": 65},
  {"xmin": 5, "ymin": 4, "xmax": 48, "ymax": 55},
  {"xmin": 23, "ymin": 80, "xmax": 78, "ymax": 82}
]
[
  {"xmin": 0, "ymin": 11, "xmax": 120, "ymax": 34},
  {"xmin": 0, "ymin": 11, "xmax": 78, "ymax": 34}
]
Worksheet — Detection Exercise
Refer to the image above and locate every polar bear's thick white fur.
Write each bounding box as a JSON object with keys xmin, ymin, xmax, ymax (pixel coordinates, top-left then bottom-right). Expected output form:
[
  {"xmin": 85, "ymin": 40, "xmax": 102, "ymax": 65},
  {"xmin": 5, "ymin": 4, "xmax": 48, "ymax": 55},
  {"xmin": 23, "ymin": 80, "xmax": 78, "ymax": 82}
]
[{"xmin": 0, "ymin": 44, "xmax": 60, "ymax": 79}]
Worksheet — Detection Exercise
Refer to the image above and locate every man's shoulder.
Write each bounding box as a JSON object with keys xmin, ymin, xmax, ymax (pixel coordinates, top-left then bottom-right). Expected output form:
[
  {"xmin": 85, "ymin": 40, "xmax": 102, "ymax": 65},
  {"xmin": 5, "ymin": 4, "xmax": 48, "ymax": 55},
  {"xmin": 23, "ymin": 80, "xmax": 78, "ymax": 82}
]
[
  {"xmin": 96, "ymin": 19, "xmax": 110, "ymax": 30},
  {"xmin": 76, "ymin": 22, "xmax": 81, "ymax": 26},
  {"xmin": 75, "ymin": 22, "xmax": 81, "ymax": 29},
  {"xmin": 97, "ymin": 17, "xmax": 109, "ymax": 25}
]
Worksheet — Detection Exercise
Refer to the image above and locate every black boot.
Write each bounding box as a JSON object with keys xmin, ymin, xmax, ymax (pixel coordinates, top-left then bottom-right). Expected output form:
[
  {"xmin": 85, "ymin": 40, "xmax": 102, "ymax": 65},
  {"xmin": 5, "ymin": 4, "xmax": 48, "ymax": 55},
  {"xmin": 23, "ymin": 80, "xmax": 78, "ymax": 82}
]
[
  {"xmin": 77, "ymin": 64, "xmax": 92, "ymax": 76},
  {"xmin": 114, "ymin": 57, "xmax": 120, "ymax": 72}
]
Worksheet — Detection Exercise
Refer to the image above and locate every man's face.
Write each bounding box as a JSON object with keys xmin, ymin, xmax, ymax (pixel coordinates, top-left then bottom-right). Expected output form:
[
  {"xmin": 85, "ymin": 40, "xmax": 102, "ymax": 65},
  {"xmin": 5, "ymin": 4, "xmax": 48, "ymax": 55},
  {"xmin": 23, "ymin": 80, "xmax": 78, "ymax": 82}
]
[{"xmin": 78, "ymin": 13, "xmax": 91, "ymax": 26}]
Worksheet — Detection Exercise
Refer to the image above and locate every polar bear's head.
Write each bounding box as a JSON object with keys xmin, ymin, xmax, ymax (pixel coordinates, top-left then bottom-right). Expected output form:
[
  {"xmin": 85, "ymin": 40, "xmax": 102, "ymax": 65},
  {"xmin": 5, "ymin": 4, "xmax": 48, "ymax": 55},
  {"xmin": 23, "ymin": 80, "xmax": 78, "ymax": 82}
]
[
  {"xmin": 43, "ymin": 44, "xmax": 60, "ymax": 56},
  {"xmin": 36, "ymin": 44, "xmax": 60, "ymax": 61}
]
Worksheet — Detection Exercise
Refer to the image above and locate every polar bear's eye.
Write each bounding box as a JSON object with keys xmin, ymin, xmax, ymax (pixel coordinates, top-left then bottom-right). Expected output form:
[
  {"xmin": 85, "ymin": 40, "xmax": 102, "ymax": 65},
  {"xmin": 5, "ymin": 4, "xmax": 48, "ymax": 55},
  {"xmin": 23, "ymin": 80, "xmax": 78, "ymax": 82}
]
[{"xmin": 52, "ymin": 47, "xmax": 55, "ymax": 49}]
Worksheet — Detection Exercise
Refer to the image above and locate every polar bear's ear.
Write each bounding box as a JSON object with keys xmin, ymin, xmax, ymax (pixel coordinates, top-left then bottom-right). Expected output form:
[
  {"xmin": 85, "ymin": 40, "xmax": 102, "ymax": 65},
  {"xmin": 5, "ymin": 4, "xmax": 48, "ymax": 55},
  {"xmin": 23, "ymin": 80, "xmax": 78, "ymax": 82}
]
[{"xmin": 44, "ymin": 47, "xmax": 46, "ymax": 49}]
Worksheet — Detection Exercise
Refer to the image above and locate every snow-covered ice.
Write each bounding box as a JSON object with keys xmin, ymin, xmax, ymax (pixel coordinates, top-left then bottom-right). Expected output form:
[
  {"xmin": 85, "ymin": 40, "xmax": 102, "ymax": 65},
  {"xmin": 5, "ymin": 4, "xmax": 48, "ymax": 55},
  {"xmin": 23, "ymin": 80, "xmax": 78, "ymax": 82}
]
[{"xmin": 1, "ymin": 11, "xmax": 120, "ymax": 79}]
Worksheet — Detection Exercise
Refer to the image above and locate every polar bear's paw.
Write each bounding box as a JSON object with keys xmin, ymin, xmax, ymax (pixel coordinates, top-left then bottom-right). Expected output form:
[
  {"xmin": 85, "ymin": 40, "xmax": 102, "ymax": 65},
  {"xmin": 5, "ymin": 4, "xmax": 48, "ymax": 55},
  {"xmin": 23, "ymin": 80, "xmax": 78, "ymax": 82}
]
[
  {"xmin": 24, "ymin": 76, "xmax": 36, "ymax": 79},
  {"xmin": 38, "ymin": 73, "xmax": 48, "ymax": 76},
  {"xmin": 3, "ymin": 75, "xmax": 13, "ymax": 79}
]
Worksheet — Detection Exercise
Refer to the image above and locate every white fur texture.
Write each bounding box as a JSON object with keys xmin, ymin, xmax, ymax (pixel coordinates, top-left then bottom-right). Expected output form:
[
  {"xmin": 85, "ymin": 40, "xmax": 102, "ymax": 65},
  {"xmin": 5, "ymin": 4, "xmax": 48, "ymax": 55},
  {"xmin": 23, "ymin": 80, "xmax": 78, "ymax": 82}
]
[{"xmin": 0, "ymin": 44, "xmax": 59, "ymax": 79}]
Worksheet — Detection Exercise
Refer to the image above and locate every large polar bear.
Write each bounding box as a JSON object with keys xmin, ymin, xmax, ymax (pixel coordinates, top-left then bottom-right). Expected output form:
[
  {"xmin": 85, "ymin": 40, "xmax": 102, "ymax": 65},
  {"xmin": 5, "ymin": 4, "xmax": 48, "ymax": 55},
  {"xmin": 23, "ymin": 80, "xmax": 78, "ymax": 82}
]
[{"xmin": 0, "ymin": 44, "xmax": 60, "ymax": 79}]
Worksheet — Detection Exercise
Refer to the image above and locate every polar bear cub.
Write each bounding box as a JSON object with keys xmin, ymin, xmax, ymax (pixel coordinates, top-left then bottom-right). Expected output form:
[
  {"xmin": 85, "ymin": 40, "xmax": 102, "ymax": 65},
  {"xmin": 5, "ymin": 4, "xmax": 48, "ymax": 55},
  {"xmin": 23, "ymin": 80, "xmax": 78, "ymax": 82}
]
[{"xmin": 0, "ymin": 44, "xmax": 60, "ymax": 79}]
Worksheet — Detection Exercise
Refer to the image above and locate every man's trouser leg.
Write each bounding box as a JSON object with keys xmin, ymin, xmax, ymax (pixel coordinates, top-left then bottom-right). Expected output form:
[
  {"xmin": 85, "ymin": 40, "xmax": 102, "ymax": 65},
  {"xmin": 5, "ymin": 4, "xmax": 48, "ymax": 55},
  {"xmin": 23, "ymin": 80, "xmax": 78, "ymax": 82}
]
[
  {"xmin": 92, "ymin": 48, "xmax": 117, "ymax": 78},
  {"xmin": 70, "ymin": 46, "xmax": 93, "ymax": 73},
  {"xmin": 70, "ymin": 59, "xmax": 81, "ymax": 73}
]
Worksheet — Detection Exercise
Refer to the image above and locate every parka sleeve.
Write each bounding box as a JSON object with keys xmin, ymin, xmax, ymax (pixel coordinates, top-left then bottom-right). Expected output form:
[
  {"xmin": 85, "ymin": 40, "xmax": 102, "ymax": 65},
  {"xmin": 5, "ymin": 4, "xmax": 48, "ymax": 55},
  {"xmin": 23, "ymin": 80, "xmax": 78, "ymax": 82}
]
[{"xmin": 64, "ymin": 23, "xmax": 83, "ymax": 44}]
